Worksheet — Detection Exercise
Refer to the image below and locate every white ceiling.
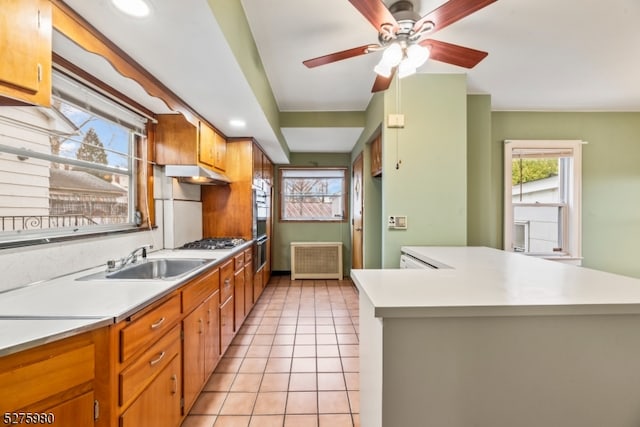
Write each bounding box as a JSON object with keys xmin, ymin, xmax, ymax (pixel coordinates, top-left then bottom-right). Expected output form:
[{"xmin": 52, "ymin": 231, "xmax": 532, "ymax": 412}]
[{"xmin": 56, "ymin": 0, "xmax": 640, "ymax": 161}]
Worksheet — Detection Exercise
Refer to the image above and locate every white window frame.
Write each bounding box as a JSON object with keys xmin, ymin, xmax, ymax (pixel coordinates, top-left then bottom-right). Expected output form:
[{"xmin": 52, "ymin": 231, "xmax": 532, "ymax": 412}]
[
  {"xmin": 279, "ymin": 167, "xmax": 347, "ymax": 222},
  {"xmin": 504, "ymin": 140, "xmax": 585, "ymax": 261},
  {"xmin": 0, "ymin": 71, "xmax": 147, "ymax": 245}
]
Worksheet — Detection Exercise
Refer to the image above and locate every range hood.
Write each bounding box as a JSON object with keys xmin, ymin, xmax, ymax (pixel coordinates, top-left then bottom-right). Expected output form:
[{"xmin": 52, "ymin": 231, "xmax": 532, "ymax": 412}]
[{"xmin": 165, "ymin": 165, "xmax": 231, "ymax": 185}]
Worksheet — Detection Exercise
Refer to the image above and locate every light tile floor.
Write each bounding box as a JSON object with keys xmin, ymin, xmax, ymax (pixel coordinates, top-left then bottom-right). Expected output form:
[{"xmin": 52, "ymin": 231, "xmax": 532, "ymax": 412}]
[{"xmin": 181, "ymin": 275, "xmax": 360, "ymax": 427}]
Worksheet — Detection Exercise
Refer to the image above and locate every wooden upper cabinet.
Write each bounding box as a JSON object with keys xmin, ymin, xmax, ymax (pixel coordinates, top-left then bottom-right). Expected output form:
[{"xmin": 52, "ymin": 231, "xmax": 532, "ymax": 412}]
[
  {"xmin": 0, "ymin": 0, "xmax": 52, "ymax": 107},
  {"xmin": 213, "ymin": 130, "xmax": 226, "ymax": 171},
  {"xmin": 370, "ymin": 135, "xmax": 382, "ymax": 177},
  {"xmin": 262, "ymin": 152, "xmax": 273, "ymax": 188},
  {"xmin": 252, "ymin": 142, "xmax": 263, "ymax": 189},
  {"xmin": 155, "ymin": 114, "xmax": 226, "ymax": 172}
]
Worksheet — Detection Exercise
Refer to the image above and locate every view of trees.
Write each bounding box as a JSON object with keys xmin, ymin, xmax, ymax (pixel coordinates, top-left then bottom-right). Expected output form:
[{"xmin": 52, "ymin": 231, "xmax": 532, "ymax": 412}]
[
  {"xmin": 512, "ymin": 158, "xmax": 559, "ymax": 185},
  {"xmin": 75, "ymin": 127, "xmax": 110, "ymax": 181}
]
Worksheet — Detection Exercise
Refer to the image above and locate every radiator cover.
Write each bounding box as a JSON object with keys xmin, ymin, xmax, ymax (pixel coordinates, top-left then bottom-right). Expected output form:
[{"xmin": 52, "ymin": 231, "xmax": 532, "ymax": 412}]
[{"xmin": 290, "ymin": 242, "xmax": 343, "ymax": 280}]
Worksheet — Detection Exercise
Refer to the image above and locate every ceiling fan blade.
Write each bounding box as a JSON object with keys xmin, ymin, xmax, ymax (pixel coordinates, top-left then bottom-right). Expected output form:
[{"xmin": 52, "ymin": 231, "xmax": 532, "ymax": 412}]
[
  {"xmin": 372, "ymin": 69, "xmax": 396, "ymax": 92},
  {"xmin": 348, "ymin": 0, "xmax": 398, "ymax": 31},
  {"xmin": 303, "ymin": 44, "xmax": 378, "ymax": 68},
  {"xmin": 414, "ymin": 0, "xmax": 497, "ymax": 33},
  {"xmin": 420, "ymin": 39, "xmax": 488, "ymax": 68}
]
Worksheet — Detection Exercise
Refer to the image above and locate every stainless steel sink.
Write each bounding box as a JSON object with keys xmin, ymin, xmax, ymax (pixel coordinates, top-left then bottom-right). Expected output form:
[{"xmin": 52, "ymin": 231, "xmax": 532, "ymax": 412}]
[{"xmin": 77, "ymin": 258, "xmax": 213, "ymax": 281}]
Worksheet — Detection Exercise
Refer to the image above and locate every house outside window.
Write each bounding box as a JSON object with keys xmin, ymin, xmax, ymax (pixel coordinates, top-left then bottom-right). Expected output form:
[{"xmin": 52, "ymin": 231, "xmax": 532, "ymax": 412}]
[
  {"xmin": 0, "ymin": 70, "xmax": 147, "ymax": 244},
  {"xmin": 504, "ymin": 140, "xmax": 585, "ymax": 260},
  {"xmin": 279, "ymin": 168, "xmax": 347, "ymax": 222}
]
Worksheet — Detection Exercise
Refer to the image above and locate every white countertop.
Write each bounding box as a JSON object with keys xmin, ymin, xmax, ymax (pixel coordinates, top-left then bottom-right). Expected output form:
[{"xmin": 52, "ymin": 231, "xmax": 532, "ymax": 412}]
[
  {"xmin": 351, "ymin": 246, "xmax": 640, "ymax": 318},
  {"xmin": 0, "ymin": 318, "xmax": 113, "ymax": 357},
  {"xmin": 0, "ymin": 243, "xmax": 252, "ymax": 356}
]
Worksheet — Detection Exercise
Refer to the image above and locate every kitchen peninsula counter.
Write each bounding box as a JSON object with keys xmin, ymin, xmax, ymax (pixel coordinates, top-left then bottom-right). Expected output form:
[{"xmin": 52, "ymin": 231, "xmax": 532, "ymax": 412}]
[{"xmin": 351, "ymin": 246, "xmax": 640, "ymax": 427}]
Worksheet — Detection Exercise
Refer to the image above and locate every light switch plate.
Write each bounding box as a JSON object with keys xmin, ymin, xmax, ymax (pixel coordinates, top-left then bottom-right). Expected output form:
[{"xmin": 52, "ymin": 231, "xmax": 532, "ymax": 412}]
[
  {"xmin": 388, "ymin": 215, "xmax": 408, "ymax": 229},
  {"xmin": 387, "ymin": 113, "xmax": 405, "ymax": 128}
]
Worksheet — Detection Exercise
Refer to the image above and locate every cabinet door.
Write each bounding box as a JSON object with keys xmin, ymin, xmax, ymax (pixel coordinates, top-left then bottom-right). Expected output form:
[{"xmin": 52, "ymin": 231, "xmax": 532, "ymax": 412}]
[
  {"xmin": 0, "ymin": 0, "xmax": 51, "ymax": 107},
  {"xmin": 244, "ymin": 262, "xmax": 254, "ymax": 315},
  {"xmin": 204, "ymin": 291, "xmax": 220, "ymax": 378},
  {"xmin": 370, "ymin": 135, "xmax": 382, "ymax": 176},
  {"xmin": 253, "ymin": 267, "xmax": 263, "ymax": 303},
  {"xmin": 234, "ymin": 268, "xmax": 245, "ymax": 330},
  {"xmin": 213, "ymin": 130, "xmax": 227, "ymax": 171},
  {"xmin": 45, "ymin": 390, "xmax": 94, "ymax": 427},
  {"xmin": 219, "ymin": 296, "xmax": 234, "ymax": 355},
  {"xmin": 182, "ymin": 303, "xmax": 206, "ymax": 411},
  {"xmin": 198, "ymin": 121, "xmax": 216, "ymax": 168},
  {"xmin": 120, "ymin": 355, "xmax": 181, "ymax": 427},
  {"xmin": 253, "ymin": 143, "xmax": 263, "ymax": 189},
  {"xmin": 262, "ymin": 153, "xmax": 273, "ymax": 188}
]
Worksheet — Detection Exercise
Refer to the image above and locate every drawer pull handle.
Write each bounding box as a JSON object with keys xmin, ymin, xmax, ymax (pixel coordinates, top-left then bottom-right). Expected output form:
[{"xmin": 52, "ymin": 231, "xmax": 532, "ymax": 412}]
[
  {"xmin": 149, "ymin": 351, "xmax": 166, "ymax": 366},
  {"xmin": 207, "ymin": 309, "xmax": 212, "ymax": 324},
  {"xmin": 150, "ymin": 317, "xmax": 165, "ymax": 330},
  {"xmin": 224, "ymin": 278, "xmax": 231, "ymax": 286},
  {"xmin": 198, "ymin": 318, "xmax": 204, "ymax": 334},
  {"xmin": 170, "ymin": 374, "xmax": 177, "ymax": 394}
]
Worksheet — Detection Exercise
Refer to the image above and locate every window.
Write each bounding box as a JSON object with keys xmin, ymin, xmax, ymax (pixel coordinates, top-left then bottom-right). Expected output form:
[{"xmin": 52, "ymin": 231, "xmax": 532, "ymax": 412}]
[
  {"xmin": 504, "ymin": 140, "xmax": 585, "ymax": 259},
  {"xmin": 0, "ymin": 71, "xmax": 148, "ymax": 244},
  {"xmin": 280, "ymin": 168, "xmax": 347, "ymax": 222}
]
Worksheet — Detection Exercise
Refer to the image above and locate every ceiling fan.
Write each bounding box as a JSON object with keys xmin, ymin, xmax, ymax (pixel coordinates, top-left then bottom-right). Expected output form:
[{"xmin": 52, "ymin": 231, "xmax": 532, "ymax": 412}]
[{"xmin": 303, "ymin": 0, "xmax": 497, "ymax": 92}]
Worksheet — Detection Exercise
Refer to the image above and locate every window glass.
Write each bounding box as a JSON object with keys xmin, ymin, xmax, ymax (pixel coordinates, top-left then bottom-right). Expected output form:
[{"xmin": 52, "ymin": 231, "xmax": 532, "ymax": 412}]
[
  {"xmin": 504, "ymin": 141, "xmax": 583, "ymax": 259},
  {"xmin": 0, "ymin": 72, "xmax": 145, "ymax": 243},
  {"xmin": 280, "ymin": 168, "xmax": 346, "ymax": 221}
]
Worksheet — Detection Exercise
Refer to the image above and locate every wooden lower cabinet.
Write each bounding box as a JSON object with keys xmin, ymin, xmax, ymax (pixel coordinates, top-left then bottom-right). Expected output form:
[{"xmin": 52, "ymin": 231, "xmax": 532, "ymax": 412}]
[
  {"xmin": 47, "ymin": 391, "xmax": 95, "ymax": 426},
  {"xmin": 244, "ymin": 264, "xmax": 254, "ymax": 316},
  {"xmin": 183, "ymin": 291, "xmax": 220, "ymax": 413},
  {"xmin": 220, "ymin": 296, "xmax": 234, "ymax": 354},
  {"xmin": 234, "ymin": 267, "xmax": 245, "ymax": 329},
  {"xmin": 120, "ymin": 354, "xmax": 181, "ymax": 427},
  {"xmin": 253, "ymin": 267, "xmax": 264, "ymax": 303},
  {"xmin": 0, "ymin": 330, "xmax": 98, "ymax": 427},
  {"xmin": 204, "ymin": 292, "xmax": 221, "ymax": 378}
]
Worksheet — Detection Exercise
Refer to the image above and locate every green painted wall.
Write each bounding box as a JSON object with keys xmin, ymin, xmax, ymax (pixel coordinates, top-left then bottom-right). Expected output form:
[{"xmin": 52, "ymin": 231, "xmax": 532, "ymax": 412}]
[
  {"xmin": 380, "ymin": 74, "xmax": 468, "ymax": 267},
  {"xmin": 280, "ymin": 111, "xmax": 365, "ymax": 128},
  {"xmin": 486, "ymin": 112, "xmax": 640, "ymax": 278},
  {"xmin": 272, "ymin": 153, "xmax": 352, "ymax": 273},
  {"xmin": 467, "ymin": 95, "xmax": 502, "ymax": 247},
  {"xmin": 350, "ymin": 93, "xmax": 384, "ymax": 269}
]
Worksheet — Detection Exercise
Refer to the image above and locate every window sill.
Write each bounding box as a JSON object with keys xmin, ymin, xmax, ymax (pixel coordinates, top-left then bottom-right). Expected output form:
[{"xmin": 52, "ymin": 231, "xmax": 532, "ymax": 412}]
[{"xmin": 0, "ymin": 226, "xmax": 157, "ymax": 251}]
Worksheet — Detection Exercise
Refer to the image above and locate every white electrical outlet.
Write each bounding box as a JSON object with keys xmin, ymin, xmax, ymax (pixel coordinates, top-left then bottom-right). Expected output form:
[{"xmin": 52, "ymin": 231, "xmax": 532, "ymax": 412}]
[{"xmin": 388, "ymin": 215, "xmax": 408, "ymax": 229}]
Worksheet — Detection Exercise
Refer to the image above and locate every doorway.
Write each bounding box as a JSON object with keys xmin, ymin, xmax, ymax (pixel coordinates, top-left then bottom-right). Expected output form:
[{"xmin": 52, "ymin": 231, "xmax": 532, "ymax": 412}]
[{"xmin": 352, "ymin": 152, "xmax": 364, "ymax": 270}]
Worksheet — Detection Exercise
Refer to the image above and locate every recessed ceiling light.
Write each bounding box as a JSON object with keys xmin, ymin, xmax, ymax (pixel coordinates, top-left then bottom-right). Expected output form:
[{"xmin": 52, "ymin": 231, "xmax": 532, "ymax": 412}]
[
  {"xmin": 230, "ymin": 119, "xmax": 246, "ymax": 128},
  {"xmin": 111, "ymin": 0, "xmax": 151, "ymax": 17}
]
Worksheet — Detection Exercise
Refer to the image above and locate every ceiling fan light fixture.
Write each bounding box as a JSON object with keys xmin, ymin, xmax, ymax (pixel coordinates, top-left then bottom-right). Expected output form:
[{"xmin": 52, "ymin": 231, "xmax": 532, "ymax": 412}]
[
  {"xmin": 379, "ymin": 42, "xmax": 403, "ymax": 67},
  {"xmin": 397, "ymin": 59, "xmax": 416, "ymax": 79},
  {"xmin": 374, "ymin": 63, "xmax": 393, "ymax": 78},
  {"xmin": 406, "ymin": 44, "xmax": 430, "ymax": 68}
]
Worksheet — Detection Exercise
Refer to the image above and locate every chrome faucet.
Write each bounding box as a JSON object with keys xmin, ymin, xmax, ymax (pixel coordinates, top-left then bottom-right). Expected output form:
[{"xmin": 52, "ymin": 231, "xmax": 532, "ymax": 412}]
[{"xmin": 120, "ymin": 244, "xmax": 153, "ymax": 268}]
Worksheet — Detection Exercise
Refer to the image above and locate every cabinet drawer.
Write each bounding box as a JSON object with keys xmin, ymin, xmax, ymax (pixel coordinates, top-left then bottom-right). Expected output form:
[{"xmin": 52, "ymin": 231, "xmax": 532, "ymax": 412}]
[
  {"xmin": 119, "ymin": 324, "xmax": 181, "ymax": 408},
  {"xmin": 182, "ymin": 267, "xmax": 219, "ymax": 314},
  {"xmin": 120, "ymin": 354, "xmax": 181, "ymax": 427},
  {"xmin": 234, "ymin": 253, "xmax": 245, "ymax": 272},
  {"xmin": 244, "ymin": 248, "xmax": 252, "ymax": 263},
  {"xmin": 0, "ymin": 340, "xmax": 94, "ymax": 413},
  {"xmin": 120, "ymin": 294, "xmax": 180, "ymax": 363},
  {"xmin": 220, "ymin": 259, "xmax": 234, "ymax": 302}
]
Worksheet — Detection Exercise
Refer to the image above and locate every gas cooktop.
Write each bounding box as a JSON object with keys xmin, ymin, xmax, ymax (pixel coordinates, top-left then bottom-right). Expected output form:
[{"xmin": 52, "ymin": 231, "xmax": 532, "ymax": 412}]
[{"xmin": 180, "ymin": 237, "xmax": 245, "ymax": 250}]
